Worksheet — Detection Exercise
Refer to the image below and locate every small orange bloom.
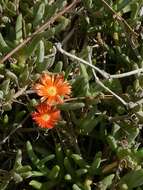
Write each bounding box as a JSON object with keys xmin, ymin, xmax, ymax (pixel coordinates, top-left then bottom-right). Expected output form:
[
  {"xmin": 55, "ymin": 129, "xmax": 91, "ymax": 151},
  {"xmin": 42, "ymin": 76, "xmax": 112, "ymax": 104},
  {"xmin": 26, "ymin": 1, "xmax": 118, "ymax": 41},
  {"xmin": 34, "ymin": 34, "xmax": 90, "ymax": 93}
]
[
  {"xmin": 34, "ymin": 74, "xmax": 71, "ymax": 105},
  {"xmin": 32, "ymin": 103, "xmax": 60, "ymax": 129}
]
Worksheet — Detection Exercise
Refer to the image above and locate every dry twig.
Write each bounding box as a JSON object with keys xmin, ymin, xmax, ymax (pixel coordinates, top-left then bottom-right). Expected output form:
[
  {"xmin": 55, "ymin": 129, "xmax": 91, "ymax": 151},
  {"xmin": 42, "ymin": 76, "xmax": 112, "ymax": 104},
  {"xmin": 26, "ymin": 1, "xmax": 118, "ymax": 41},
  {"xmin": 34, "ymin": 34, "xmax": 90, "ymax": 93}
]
[{"xmin": 0, "ymin": 0, "xmax": 80, "ymax": 64}]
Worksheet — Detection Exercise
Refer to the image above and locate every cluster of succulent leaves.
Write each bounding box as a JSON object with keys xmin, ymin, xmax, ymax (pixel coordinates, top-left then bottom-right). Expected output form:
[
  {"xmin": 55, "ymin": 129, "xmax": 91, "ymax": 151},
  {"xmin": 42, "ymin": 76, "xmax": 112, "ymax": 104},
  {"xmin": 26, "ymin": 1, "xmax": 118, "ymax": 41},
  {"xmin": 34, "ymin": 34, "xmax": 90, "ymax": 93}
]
[{"xmin": 0, "ymin": 0, "xmax": 143, "ymax": 189}]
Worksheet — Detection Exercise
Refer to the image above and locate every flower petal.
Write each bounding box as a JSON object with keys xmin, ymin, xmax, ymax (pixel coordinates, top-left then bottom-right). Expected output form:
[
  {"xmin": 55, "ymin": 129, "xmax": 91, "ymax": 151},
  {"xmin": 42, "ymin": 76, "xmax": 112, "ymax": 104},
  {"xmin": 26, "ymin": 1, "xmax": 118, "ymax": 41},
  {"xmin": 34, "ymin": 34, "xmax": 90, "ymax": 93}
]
[{"xmin": 32, "ymin": 103, "xmax": 60, "ymax": 129}]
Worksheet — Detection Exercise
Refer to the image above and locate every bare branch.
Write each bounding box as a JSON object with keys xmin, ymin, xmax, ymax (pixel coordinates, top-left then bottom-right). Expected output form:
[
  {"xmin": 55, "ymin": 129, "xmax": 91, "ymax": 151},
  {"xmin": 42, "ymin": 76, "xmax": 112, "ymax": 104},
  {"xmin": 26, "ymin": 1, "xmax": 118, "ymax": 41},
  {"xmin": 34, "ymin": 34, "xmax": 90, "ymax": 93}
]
[
  {"xmin": 55, "ymin": 43, "xmax": 109, "ymax": 79},
  {"xmin": 100, "ymin": 0, "xmax": 138, "ymax": 37},
  {"xmin": 128, "ymin": 98, "xmax": 143, "ymax": 110},
  {"xmin": 0, "ymin": 85, "xmax": 28, "ymax": 108},
  {"xmin": 88, "ymin": 47, "xmax": 128, "ymax": 107},
  {"xmin": 0, "ymin": 0, "xmax": 80, "ymax": 64},
  {"xmin": 56, "ymin": 43, "xmax": 143, "ymax": 80},
  {"xmin": 110, "ymin": 69, "xmax": 143, "ymax": 79},
  {"xmin": 56, "ymin": 43, "xmax": 143, "ymax": 108},
  {"xmin": 0, "ymin": 114, "xmax": 30, "ymax": 145},
  {"xmin": 92, "ymin": 70, "xmax": 128, "ymax": 106},
  {"xmin": 12, "ymin": 85, "xmax": 28, "ymax": 99}
]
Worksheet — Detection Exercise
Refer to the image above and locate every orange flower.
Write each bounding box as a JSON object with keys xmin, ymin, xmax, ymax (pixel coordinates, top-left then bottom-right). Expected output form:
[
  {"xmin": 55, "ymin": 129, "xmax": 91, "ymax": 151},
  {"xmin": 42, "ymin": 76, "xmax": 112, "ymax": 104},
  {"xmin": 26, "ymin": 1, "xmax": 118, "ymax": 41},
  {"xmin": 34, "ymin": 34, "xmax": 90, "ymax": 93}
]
[
  {"xmin": 34, "ymin": 74, "xmax": 71, "ymax": 105},
  {"xmin": 32, "ymin": 103, "xmax": 60, "ymax": 129}
]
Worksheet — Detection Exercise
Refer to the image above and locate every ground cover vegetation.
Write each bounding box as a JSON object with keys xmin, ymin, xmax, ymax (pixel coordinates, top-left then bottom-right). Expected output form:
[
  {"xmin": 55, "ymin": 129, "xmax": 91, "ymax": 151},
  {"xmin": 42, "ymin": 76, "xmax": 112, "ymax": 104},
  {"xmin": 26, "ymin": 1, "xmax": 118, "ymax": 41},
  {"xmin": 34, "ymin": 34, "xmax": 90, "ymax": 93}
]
[{"xmin": 0, "ymin": 0, "xmax": 143, "ymax": 189}]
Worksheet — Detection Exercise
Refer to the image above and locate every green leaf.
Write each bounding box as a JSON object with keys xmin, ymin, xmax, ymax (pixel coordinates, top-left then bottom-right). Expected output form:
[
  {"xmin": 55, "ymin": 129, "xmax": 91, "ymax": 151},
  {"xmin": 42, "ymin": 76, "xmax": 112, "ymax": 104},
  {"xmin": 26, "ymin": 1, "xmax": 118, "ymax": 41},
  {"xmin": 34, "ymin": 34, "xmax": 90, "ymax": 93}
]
[
  {"xmin": 76, "ymin": 168, "xmax": 88, "ymax": 176},
  {"xmin": 44, "ymin": 0, "xmax": 67, "ymax": 20},
  {"xmin": 15, "ymin": 14, "xmax": 23, "ymax": 44},
  {"xmin": 64, "ymin": 157, "xmax": 75, "ymax": 177},
  {"xmin": 119, "ymin": 170, "xmax": 143, "ymax": 189},
  {"xmin": 0, "ymin": 33, "xmax": 10, "ymax": 53},
  {"xmin": 37, "ymin": 40, "xmax": 45, "ymax": 63},
  {"xmin": 64, "ymin": 174, "xmax": 72, "ymax": 181},
  {"xmin": 39, "ymin": 154, "xmax": 55, "ymax": 165},
  {"xmin": 72, "ymin": 184, "xmax": 82, "ymax": 190},
  {"xmin": 48, "ymin": 165, "xmax": 60, "ymax": 179},
  {"xmin": 33, "ymin": 3, "xmax": 45, "ymax": 27},
  {"xmin": 57, "ymin": 102, "xmax": 85, "ymax": 111},
  {"xmin": 29, "ymin": 180, "xmax": 42, "ymax": 190},
  {"xmin": 0, "ymin": 79, "xmax": 10, "ymax": 96},
  {"xmin": 55, "ymin": 144, "xmax": 64, "ymax": 167},
  {"xmin": 25, "ymin": 34, "xmax": 43, "ymax": 58},
  {"xmin": 26, "ymin": 141, "xmax": 50, "ymax": 175},
  {"xmin": 131, "ymin": 2, "xmax": 140, "ymax": 19},
  {"xmin": 116, "ymin": 0, "xmax": 131, "ymax": 12},
  {"xmin": 78, "ymin": 117, "xmax": 99, "ymax": 135},
  {"xmin": 88, "ymin": 152, "xmax": 102, "ymax": 176},
  {"xmin": 103, "ymin": 79, "xmax": 122, "ymax": 93},
  {"xmin": 16, "ymin": 165, "xmax": 32, "ymax": 173},
  {"xmin": 14, "ymin": 149, "xmax": 22, "ymax": 169},
  {"xmin": 71, "ymin": 154, "xmax": 89, "ymax": 168},
  {"xmin": 54, "ymin": 61, "xmax": 63, "ymax": 73},
  {"xmin": 98, "ymin": 174, "xmax": 115, "ymax": 190},
  {"xmin": 107, "ymin": 135, "xmax": 118, "ymax": 151}
]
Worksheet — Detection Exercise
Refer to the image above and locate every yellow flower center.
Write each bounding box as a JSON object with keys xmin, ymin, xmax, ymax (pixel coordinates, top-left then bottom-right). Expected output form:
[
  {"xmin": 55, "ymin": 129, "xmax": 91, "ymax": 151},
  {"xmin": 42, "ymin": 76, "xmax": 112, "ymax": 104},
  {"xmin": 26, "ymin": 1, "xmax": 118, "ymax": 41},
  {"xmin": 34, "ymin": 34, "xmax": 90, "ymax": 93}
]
[
  {"xmin": 42, "ymin": 114, "xmax": 50, "ymax": 121},
  {"xmin": 47, "ymin": 86, "xmax": 57, "ymax": 96}
]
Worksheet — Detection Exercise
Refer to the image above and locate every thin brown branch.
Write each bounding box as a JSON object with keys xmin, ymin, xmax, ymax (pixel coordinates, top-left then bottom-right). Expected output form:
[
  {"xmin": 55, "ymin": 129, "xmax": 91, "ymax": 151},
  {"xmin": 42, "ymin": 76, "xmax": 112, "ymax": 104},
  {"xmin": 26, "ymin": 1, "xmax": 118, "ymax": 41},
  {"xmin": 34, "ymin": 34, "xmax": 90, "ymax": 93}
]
[
  {"xmin": 0, "ymin": 85, "xmax": 28, "ymax": 108},
  {"xmin": 102, "ymin": 161, "xmax": 118, "ymax": 174},
  {"xmin": 12, "ymin": 85, "xmax": 28, "ymax": 99},
  {"xmin": 0, "ymin": 0, "xmax": 80, "ymax": 64},
  {"xmin": 0, "ymin": 114, "xmax": 30, "ymax": 145},
  {"xmin": 100, "ymin": 0, "xmax": 138, "ymax": 37},
  {"xmin": 64, "ymin": 95, "xmax": 114, "ymax": 102}
]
